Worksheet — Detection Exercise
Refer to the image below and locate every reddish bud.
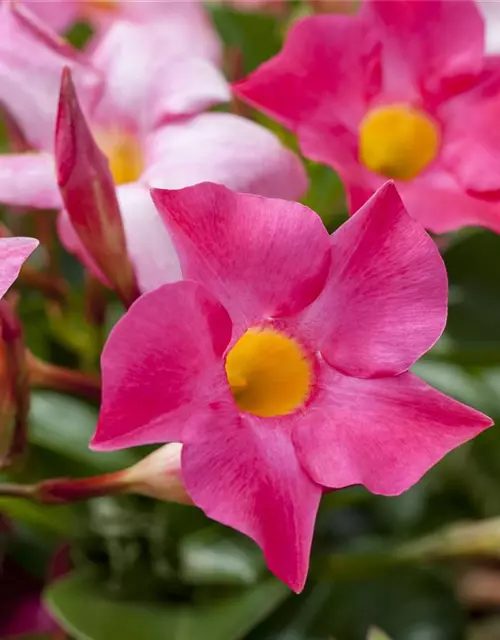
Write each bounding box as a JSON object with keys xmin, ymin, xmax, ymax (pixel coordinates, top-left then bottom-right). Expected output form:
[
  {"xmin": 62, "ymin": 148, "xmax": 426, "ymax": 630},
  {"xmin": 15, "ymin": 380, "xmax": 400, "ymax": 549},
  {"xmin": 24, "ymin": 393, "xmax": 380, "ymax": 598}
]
[
  {"xmin": 55, "ymin": 68, "xmax": 139, "ymax": 307},
  {"xmin": 33, "ymin": 444, "xmax": 190, "ymax": 506}
]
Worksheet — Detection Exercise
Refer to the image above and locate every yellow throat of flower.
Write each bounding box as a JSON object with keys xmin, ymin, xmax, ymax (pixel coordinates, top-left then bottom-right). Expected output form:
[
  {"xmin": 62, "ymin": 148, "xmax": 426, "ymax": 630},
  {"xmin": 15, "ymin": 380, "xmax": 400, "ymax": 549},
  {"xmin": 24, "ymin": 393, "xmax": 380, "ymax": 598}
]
[
  {"xmin": 225, "ymin": 328, "xmax": 312, "ymax": 418},
  {"xmin": 359, "ymin": 105, "xmax": 440, "ymax": 181},
  {"xmin": 94, "ymin": 129, "xmax": 144, "ymax": 186}
]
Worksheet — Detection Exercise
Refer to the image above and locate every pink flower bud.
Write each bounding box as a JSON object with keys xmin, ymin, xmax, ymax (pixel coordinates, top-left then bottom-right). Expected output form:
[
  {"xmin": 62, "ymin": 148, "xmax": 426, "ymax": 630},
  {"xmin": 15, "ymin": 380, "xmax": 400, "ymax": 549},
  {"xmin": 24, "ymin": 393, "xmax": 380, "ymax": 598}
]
[{"xmin": 55, "ymin": 67, "xmax": 139, "ymax": 307}]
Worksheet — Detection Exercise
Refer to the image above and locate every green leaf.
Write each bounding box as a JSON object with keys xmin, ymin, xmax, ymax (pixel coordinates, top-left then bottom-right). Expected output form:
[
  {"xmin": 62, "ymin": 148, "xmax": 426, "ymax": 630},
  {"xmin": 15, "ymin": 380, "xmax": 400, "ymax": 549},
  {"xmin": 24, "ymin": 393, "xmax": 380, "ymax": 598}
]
[
  {"xmin": 209, "ymin": 6, "xmax": 282, "ymax": 74},
  {"xmin": 45, "ymin": 569, "xmax": 289, "ymax": 640},
  {"xmin": 179, "ymin": 527, "xmax": 265, "ymax": 586},
  {"xmin": 0, "ymin": 496, "xmax": 78, "ymax": 538},
  {"xmin": 29, "ymin": 391, "xmax": 140, "ymax": 474},
  {"xmin": 444, "ymin": 230, "xmax": 500, "ymax": 358}
]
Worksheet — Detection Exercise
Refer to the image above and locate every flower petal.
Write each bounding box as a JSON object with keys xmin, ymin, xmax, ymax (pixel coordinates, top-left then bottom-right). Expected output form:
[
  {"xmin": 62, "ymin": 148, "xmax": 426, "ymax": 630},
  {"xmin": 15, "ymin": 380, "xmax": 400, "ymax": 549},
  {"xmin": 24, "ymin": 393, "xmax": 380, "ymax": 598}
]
[
  {"xmin": 0, "ymin": 152, "xmax": 60, "ymax": 210},
  {"xmin": 366, "ymin": 0, "xmax": 485, "ymax": 98},
  {"xmin": 91, "ymin": 20, "xmax": 227, "ymax": 129},
  {"xmin": 118, "ymin": 183, "xmax": 182, "ymax": 293},
  {"xmin": 91, "ymin": 281, "xmax": 232, "ymax": 451},
  {"xmin": 397, "ymin": 171, "xmax": 500, "ymax": 234},
  {"xmin": 441, "ymin": 96, "xmax": 500, "ymax": 196},
  {"xmin": 58, "ymin": 185, "xmax": 182, "ymax": 293},
  {"xmin": 479, "ymin": 0, "xmax": 500, "ymax": 54},
  {"xmin": 182, "ymin": 414, "xmax": 322, "ymax": 592},
  {"xmin": 0, "ymin": 1, "xmax": 100, "ymax": 150},
  {"xmin": 296, "ymin": 182, "xmax": 447, "ymax": 378},
  {"xmin": 117, "ymin": 0, "xmax": 221, "ymax": 62},
  {"xmin": 234, "ymin": 13, "xmax": 381, "ymax": 132},
  {"xmin": 293, "ymin": 364, "xmax": 493, "ymax": 495},
  {"xmin": 151, "ymin": 182, "xmax": 330, "ymax": 331},
  {"xmin": 0, "ymin": 237, "xmax": 39, "ymax": 299},
  {"xmin": 144, "ymin": 113, "xmax": 308, "ymax": 201},
  {"xmin": 22, "ymin": 0, "xmax": 79, "ymax": 32}
]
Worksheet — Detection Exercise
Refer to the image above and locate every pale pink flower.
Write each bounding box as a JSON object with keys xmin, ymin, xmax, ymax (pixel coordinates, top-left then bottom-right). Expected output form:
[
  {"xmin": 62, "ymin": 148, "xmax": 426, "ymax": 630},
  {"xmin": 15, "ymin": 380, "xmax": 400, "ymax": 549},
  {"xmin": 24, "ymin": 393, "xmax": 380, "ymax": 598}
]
[
  {"xmin": 0, "ymin": 2, "xmax": 307, "ymax": 292},
  {"xmin": 0, "ymin": 237, "xmax": 38, "ymax": 299}
]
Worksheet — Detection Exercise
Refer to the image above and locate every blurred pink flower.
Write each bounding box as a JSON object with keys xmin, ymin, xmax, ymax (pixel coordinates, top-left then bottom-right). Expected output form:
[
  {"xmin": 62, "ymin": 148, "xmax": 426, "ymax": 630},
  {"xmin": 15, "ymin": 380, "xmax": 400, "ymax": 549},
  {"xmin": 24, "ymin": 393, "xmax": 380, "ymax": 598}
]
[
  {"xmin": 20, "ymin": 0, "xmax": 221, "ymax": 48},
  {"xmin": 0, "ymin": 2, "xmax": 307, "ymax": 292},
  {"xmin": 91, "ymin": 180, "xmax": 492, "ymax": 592},
  {"xmin": 236, "ymin": 0, "xmax": 500, "ymax": 234},
  {"xmin": 0, "ymin": 237, "xmax": 38, "ymax": 299}
]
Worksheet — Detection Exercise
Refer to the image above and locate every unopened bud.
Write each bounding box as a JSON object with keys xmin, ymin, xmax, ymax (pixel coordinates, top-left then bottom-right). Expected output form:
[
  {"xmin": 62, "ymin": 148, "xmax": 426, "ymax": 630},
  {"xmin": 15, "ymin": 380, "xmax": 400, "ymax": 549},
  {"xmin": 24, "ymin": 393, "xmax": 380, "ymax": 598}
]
[
  {"xmin": 55, "ymin": 68, "xmax": 139, "ymax": 307},
  {"xmin": 122, "ymin": 443, "xmax": 191, "ymax": 505},
  {"xmin": 33, "ymin": 443, "xmax": 190, "ymax": 506}
]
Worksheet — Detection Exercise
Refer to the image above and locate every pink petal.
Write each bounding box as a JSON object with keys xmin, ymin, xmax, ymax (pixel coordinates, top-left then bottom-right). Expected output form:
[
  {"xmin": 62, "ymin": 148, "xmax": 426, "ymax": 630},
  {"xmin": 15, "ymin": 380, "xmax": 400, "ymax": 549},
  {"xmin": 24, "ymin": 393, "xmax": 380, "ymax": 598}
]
[
  {"xmin": 59, "ymin": 185, "xmax": 182, "ymax": 293},
  {"xmin": 0, "ymin": 1, "xmax": 100, "ymax": 150},
  {"xmin": 91, "ymin": 281, "xmax": 232, "ymax": 451},
  {"xmin": 182, "ymin": 414, "xmax": 322, "ymax": 592},
  {"xmin": 441, "ymin": 96, "xmax": 500, "ymax": 196},
  {"xmin": 397, "ymin": 170, "xmax": 500, "ymax": 235},
  {"xmin": 144, "ymin": 113, "xmax": 308, "ymax": 201},
  {"xmin": 0, "ymin": 152, "xmax": 61, "ymax": 209},
  {"xmin": 91, "ymin": 20, "xmax": 227, "ymax": 130},
  {"xmin": 479, "ymin": 0, "xmax": 500, "ymax": 53},
  {"xmin": 22, "ymin": 0, "xmax": 79, "ymax": 32},
  {"xmin": 151, "ymin": 182, "xmax": 330, "ymax": 331},
  {"xmin": 234, "ymin": 13, "xmax": 381, "ymax": 131},
  {"xmin": 0, "ymin": 237, "xmax": 39, "ymax": 299},
  {"xmin": 366, "ymin": 0, "xmax": 485, "ymax": 98},
  {"xmin": 296, "ymin": 182, "xmax": 447, "ymax": 378},
  {"xmin": 113, "ymin": 0, "xmax": 221, "ymax": 62},
  {"xmin": 118, "ymin": 183, "xmax": 181, "ymax": 293},
  {"xmin": 293, "ymin": 364, "xmax": 492, "ymax": 495}
]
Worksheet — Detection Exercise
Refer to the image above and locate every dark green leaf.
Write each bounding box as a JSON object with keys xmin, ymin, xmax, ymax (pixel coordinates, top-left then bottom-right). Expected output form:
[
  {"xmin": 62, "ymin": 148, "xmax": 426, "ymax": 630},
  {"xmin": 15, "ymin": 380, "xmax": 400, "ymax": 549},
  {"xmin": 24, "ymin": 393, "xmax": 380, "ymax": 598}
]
[
  {"xmin": 29, "ymin": 391, "xmax": 140, "ymax": 474},
  {"xmin": 45, "ymin": 569, "xmax": 289, "ymax": 640}
]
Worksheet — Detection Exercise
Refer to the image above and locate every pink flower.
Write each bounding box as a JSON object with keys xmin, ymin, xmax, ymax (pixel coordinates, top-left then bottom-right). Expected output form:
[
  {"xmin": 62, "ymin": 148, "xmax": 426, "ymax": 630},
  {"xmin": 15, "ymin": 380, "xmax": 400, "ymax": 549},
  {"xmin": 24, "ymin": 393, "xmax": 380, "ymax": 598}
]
[
  {"xmin": 0, "ymin": 237, "xmax": 38, "ymax": 299},
  {"xmin": 235, "ymin": 0, "xmax": 500, "ymax": 234},
  {"xmin": 91, "ymin": 181, "xmax": 492, "ymax": 592},
  {"xmin": 0, "ymin": 2, "xmax": 307, "ymax": 292},
  {"xmin": 21, "ymin": 0, "xmax": 221, "ymax": 49}
]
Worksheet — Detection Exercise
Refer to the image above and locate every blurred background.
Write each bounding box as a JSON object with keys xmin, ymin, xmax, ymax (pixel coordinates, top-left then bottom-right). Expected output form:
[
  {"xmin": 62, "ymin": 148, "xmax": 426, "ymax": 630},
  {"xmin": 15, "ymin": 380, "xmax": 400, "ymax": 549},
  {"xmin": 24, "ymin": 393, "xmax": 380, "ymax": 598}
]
[{"xmin": 4, "ymin": 1, "xmax": 500, "ymax": 639}]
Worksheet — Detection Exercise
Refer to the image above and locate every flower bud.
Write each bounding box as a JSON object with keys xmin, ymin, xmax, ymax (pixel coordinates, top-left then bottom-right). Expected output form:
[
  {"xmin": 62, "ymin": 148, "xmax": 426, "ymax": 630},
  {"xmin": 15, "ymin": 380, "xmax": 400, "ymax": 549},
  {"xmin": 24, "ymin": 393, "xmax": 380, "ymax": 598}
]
[{"xmin": 55, "ymin": 68, "xmax": 139, "ymax": 307}]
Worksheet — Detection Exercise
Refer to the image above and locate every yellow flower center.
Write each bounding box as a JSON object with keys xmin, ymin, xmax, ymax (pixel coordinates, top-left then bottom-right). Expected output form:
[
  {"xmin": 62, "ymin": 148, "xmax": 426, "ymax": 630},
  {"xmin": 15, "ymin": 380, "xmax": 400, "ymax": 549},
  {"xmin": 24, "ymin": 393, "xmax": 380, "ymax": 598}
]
[
  {"xmin": 225, "ymin": 328, "xmax": 312, "ymax": 418},
  {"xmin": 359, "ymin": 105, "xmax": 440, "ymax": 181},
  {"xmin": 85, "ymin": 0, "xmax": 118, "ymax": 13},
  {"xmin": 94, "ymin": 129, "xmax": 144, "ymax": 186}
]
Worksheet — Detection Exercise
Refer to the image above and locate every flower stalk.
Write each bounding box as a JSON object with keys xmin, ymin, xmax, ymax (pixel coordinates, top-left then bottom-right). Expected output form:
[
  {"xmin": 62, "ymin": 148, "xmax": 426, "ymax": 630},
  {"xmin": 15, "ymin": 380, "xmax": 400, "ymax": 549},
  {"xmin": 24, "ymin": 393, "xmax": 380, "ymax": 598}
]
[
  {"xmin": 27, "ymin": 350, "xmax": 101, "ymax": 402},
  {"xmin": 0, "ymin": 444, "xmax": 191, "ymax": 506}
]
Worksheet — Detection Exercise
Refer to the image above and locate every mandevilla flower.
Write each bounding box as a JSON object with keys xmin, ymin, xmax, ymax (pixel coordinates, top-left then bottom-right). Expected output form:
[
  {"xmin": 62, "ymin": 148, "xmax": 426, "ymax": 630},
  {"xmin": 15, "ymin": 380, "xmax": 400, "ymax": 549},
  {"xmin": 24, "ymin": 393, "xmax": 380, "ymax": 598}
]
[
  {"xmin": 0, "ymin": 237, "xmax": 38, "ymax": 299},
  {"xmin": 0, "ymin": 1, "xmax": 307, "ymax": 293},
  {"xmin": 91, "ymin": 181, "xmax": 492, "ymax": 592},
  {"xmin": 235, "ymin": 0, "xmax": 500, "ymax": 233},
  {"xmin": 22, "ymin": 0, "xmax": 220, "ymax": 47}
]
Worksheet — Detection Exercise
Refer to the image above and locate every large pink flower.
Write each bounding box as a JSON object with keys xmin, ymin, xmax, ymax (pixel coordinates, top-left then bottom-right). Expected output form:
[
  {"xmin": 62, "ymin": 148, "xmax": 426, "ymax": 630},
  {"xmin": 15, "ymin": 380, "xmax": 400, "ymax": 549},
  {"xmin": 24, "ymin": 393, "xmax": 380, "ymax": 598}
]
[
  {"xmin": 0, "ymin": 237, "xmax": 38, "ymax": 299},
  {"xmin": 0, "ymin": 1, "xmax": 307, "ymax": 292},
  {"xmin": 91, "ymin": 181, "xmax": 492, "ymax": 592},
  {"xmin": 235, "ymin": 0, "xmax": 500, "ymax": 234}
]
